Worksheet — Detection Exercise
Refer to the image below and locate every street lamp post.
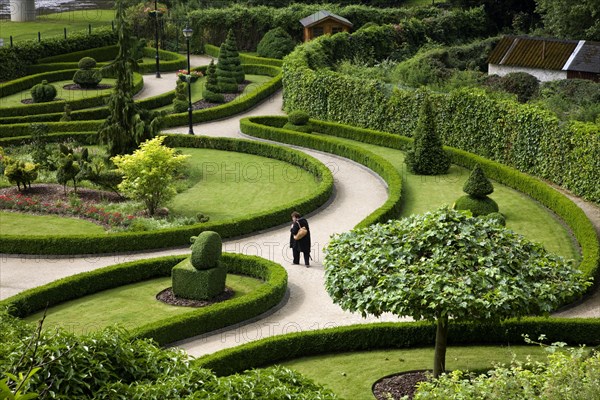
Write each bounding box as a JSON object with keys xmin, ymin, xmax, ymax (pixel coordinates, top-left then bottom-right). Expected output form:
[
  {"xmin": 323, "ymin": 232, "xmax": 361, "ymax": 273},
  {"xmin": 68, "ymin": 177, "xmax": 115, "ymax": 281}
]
[
  {"xmin": 183, "ymin": 25, "xmax": 194, "ymax": 135},
  {"xmin": 154, "ymin": 0, "xmax": 161, "ymax": 78}
]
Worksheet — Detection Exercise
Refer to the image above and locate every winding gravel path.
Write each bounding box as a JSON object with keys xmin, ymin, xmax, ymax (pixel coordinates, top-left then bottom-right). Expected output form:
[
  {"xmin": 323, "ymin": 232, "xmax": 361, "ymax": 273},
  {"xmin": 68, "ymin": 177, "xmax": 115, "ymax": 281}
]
[{"xmin": 1, "ymin": 56, "xmax": 599, "ymax": 358}]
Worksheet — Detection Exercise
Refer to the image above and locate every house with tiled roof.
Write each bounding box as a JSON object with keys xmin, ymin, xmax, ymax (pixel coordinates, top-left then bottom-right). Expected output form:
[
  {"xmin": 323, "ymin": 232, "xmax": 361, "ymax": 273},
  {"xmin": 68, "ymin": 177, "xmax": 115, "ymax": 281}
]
[
  {"xmin": 300, "ymin": 10, "xmax": 353, "ymax": 42},
  {"xmin": 488, "ymin": 36, "xmax": 600, "ymax": 82}
]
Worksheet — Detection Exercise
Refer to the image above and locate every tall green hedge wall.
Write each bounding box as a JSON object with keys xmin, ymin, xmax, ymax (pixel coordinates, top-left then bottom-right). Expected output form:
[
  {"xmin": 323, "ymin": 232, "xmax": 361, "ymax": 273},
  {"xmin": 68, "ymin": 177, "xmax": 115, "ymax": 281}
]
[
  {"xmin": 0, "ymin": 27, "xmax": 117, "ymax": 82},
  {"xmin": 282, "ymin": 27, "xmax": 600, "ymax": 203}
]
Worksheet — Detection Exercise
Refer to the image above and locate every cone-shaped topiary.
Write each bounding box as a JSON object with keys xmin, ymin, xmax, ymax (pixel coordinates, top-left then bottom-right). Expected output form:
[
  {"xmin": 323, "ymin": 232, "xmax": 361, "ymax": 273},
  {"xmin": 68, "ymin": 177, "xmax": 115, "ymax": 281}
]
[
  {"xmin": 463, "ymin": 164, "xmax": 494, "ymax": 198},
  {"xmin": 190, "ymin": 231, "xmax": 222, "ymax": 270},
  {"xmin": 404, "ymin": 96, "xmax": 450, "ymax": 175},
  {"xmin": 205, "ymin": 59, "xmax": 219, "ymax": 93},
  {"xmin": 257, "ymin": 27, "xmax": 295, "ymax": 59},
  {"xmin": 216, "ymin": 29, "xmax": 244, "ymax": 92},
  {"xmin": 30, "ymin": 80, "xmax": 58, "ymax": 103}
]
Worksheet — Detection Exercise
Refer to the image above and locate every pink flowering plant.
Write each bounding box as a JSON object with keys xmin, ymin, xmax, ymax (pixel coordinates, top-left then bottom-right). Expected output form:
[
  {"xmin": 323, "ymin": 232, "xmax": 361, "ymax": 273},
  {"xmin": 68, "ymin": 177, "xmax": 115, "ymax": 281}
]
[
  {"xmin": 176, "ymin": 69, "xmax": 203, "ymax": 82},
  {"xmin": 0, "ymin": 193, "xmax": 134, "ymax": 228}
]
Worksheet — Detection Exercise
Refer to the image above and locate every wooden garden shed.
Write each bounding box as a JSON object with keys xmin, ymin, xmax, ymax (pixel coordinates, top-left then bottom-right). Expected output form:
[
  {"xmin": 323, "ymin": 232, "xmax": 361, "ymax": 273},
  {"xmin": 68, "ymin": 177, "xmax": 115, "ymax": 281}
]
[
  {"xmin": 300, "ymin": 10, "xmax": 353, "ymax": 42},
  {"xmin": 488, "ymin": 35, "xmax": 600, "ymax": 82}
]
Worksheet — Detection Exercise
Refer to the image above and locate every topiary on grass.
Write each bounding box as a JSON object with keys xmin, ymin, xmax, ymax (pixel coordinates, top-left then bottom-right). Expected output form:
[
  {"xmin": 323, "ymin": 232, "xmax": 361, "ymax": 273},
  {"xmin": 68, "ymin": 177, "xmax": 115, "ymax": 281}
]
[
  {"xmin": 30, "ymin": 80, "xmax": 57, "ymax": 103},
  {"xmin": 288, "ymin": 110, "xmax": 309, "ymax": 125},
  {"xmin": 454, "ymin": 164, "xmax": 499, "ymax": 216},
  {"xmin": 404, "ymin": 96, "xmax": 450, "ymax": 175},
  {"xmin": 463, "ymin": 164, "xmax": 494, "ymax": 198},
  {"xmin": 454, "ymin": 195, "xmax": 499, "ymax": 216},
  {"xmin": 190, "ymin": 231, "xmax": 223, "ymax": 270},
  {"xmin": 257, "ymin": 27, "xmax": 296, "ymax": 59},
  {"xmin": 216, "ymin": 29, "xmax": 244, "ymax": 92},
  {"xmin": 73, "ymin": 57, "xmax": 103, "ymax": 88}
]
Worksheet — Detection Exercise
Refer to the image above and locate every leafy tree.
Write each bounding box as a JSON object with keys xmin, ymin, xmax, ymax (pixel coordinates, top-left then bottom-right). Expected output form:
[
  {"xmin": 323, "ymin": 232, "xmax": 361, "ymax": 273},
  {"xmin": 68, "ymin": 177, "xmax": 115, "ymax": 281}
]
[
  {"xmin": 3, "ymin": 158, "xmax": 38, "ymax": 191},
  {"xmin": 98, "ymin": 0, "xmax": 162, "ymax": 156},
  {"xmin": 216, "ymin": 29, "xmax": 244, "ymax": 93},
  {"xmin": 404, "ymin": 96, "xmax": 450, "ymax": 175},
  {"xmin": 112, "ymin": 136, "xmax": 189, "ymax": 216},
  {"xmin": 257, "ymin": 27, "xmax": 296, "ymax": 59},
  {"xmin": 324, "ymin": 207, "xmax": 590, "ymax": 378},
  {"xmin": 535, "ymin": 0, "xmax": 600, "ymax": 40}
]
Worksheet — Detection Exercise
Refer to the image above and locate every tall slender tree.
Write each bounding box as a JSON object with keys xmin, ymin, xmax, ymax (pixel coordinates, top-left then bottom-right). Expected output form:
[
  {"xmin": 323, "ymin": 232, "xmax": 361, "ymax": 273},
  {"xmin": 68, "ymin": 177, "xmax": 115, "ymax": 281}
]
[{"xmin": 98, "ymin": 0, "xmax": 162, "ymax": 156}]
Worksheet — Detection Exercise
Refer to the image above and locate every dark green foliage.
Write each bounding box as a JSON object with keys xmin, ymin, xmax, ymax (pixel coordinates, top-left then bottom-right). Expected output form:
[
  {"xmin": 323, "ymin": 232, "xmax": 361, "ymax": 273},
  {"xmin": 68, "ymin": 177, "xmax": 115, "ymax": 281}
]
[
  {"xmin": 60, "ymin": 103, "xmax": 72, "ymax": 122},
  {"xmin": 98, "ymin": 0, "xmax": 162, "ymax": 156},
  {"xmin": 538, "ymin": 79, "xmax": 600, "ymax": 123},
  {"xmin": 216, "ymin": 29, "xmax": 244, "ymax": 93},
  {"xmin": 535, "ymin": 0, "xmax": 600, "ymax": 41},
  {"xmin": 172, "ymin": 80, "xmax": 189, "ymax": 113},
  {"xmin": 78, "ymin": 56, "xmax": 97, "ymax": 69},
  {"xmin": 29, "ymin": 123, "xmax": 53, "ymax": 168},
  {"xmin": 500, "ymin": 72, "xmax": 540, "ymax": 103},
  {"xmin": 73, "ymin": 69, "xmax": 103, "ymax": 88},
  {"xmin": 257, "ymin": 27, "xmax": 296, "ymax": 59},
  {"xmin": 172, "ymin": 259, "xmax": 227, "ymax": 300},
  {"xmin": 282, "ymin": 122, "xmax": 313, "ymax": 133},
  {"xmin": 463, "ymin": 164, "xmax": 494, "ymax": 197},
  {"xmin": 190, "ymin": 231, "xmax": 223, "ymax": 269},
  {"xmin": 202, "ymin": 89, "xmax": 225, "ymax": 103},
  {"xmin": 481, "ymin": 212, "xmax": 506, "ymax": 226},
  {"xmin": 205, "ymin": 59, "xmax": 220, "ymax": 92},
  {"xmin": 288, "ymin": 110, "xmax": 309, "ymax": 125},
  {"xmin": 30, "ymin": 80, "xmax": 57, "ymax": 103},
  {"xmin": 404, "ymin": 97, "xmax": 450, "ymax": 175},
  {"xmin": 454, "ymin": 195, "xmax": 499, "ymax": 216}
]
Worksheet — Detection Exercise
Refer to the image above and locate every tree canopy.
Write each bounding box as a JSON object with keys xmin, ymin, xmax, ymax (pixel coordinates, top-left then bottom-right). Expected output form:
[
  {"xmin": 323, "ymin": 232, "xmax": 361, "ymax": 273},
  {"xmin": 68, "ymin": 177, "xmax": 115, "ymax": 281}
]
[
  {"xmin": 535, "ymin": 0, "xmax": 600, "ymax": 40},
  {"xmin": 324, "ymin": 207, "xmax": 590, "ymax": 377}
]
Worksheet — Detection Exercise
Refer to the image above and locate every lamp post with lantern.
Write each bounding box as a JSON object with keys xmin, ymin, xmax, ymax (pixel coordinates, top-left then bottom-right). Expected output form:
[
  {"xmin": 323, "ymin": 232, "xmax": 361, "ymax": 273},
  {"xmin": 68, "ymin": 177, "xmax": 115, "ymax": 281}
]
[{"xmin": 183, "ymin": 25, "xmax": 194, "ymax": 135}]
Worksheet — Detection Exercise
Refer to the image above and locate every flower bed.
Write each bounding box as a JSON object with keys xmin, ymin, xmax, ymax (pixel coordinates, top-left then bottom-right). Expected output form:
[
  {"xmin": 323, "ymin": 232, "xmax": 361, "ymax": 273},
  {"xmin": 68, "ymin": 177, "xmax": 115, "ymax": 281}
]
[{"xmin": 177, "ymin": 69, "xmax": 203, "ymax": 82}]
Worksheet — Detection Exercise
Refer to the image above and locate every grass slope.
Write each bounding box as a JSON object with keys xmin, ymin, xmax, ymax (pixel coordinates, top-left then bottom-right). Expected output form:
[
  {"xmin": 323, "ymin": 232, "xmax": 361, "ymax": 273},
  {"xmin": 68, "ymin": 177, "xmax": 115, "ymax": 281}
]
[{"xmin": 0, "ymin": 211, "xmax": 105, "ymax": 235}]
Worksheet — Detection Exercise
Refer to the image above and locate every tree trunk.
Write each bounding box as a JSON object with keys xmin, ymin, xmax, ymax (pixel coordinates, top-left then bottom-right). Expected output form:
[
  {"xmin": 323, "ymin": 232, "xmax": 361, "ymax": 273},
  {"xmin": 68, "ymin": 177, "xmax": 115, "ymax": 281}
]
[{"xmin": 433, "ymin": 315, "xmax": 448, "ymax": 378}]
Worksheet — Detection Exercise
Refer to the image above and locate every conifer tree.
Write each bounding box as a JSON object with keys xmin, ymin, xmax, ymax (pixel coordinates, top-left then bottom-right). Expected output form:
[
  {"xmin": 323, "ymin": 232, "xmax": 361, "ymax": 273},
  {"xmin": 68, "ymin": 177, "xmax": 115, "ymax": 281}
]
[
  {"xmin": 216, "ymin": 30, "xmax": 244, "ymax": 93},
  {"xmin": 404, "ymin": 97, "xmax": 450, "ymax": 175},
  {"xmin": 454, "ymin": 164, "xmax": 499, "ymax": 216},
  {"xmin": 205, "ymin": 59, "xmax": 219, "ymax": 92},
  {"xmin": 463, "ymin": 164, "xmax": 494, "ymax": 198},
  {"xmin": 98, "ymin": 0, "xmax": 162, "ymax": 156}
]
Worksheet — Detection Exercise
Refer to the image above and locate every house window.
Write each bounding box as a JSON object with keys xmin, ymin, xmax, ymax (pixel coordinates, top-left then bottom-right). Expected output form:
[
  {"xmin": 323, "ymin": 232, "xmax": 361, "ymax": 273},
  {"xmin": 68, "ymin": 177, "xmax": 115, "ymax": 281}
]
[
  {"xmin": 312, "ymin": 27, "xmax": 324, "ymax": 37},
  {"xmin": 332, "ymin": 26, "xmax": 343, "ymax": 34}
]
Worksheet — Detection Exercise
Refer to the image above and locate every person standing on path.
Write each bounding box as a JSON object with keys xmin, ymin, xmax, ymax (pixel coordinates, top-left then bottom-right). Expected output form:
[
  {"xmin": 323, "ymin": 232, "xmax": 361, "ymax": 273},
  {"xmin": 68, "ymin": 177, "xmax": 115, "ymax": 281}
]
[{"xmin": 290, "ymin": 211, "xmax": 311, "ymax": 267}]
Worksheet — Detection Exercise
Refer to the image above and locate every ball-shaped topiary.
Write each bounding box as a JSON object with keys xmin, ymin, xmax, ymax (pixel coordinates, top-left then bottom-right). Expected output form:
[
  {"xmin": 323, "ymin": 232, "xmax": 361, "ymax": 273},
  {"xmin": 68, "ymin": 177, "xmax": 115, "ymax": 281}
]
[
  {"xmin": 256, "ymin": 27, "xmax": 296, "ymax": 59},
  {"xmin": 190, "ymin": 231, "xmax": 223, "ymax": 270},
  {"xmin": 78, "ymin": 57, "xmax": 97, "ymax": 69},
  {"xmin": 454, "ymin": 195, "xmax": 499, "ymax": 216},
  {"xmin": 30, "ymin": 80, "xmax": 57, "ymax": 103},
  {"xmin": 288, "ymin": 110, "xmax": 310, "ymax": 125},
  {"xmin": 463, "ymin": 164, "xmax": 494, "ymax": 198}
]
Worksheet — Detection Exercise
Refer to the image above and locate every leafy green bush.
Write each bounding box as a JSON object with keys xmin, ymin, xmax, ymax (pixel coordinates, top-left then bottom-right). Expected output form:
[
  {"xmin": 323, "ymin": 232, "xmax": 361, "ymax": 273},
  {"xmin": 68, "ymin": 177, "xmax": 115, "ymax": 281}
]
[
  {"xmin": 30, "ymin": 80, "xmax": 57, "ymax": 103},
  {"xmin": 172, "ymin": 259, "xmax": 227, "ymax": 300},
  {"xmin": 77, "ymin": 56, "xmax": 97, "ymax": 69},
  {"xmin": 454, "ymin": 195, "xmax": 499, "ymax": 216},
  {"xmin": 288, "ymin": 110, "xmax": 309, "ymax": 125},
  {"xmin": 500, "ymin": 72, "xmax": 540, "ymax": 103},
  {"xmin": 73, "ymin": 69, "xmax": 103, "ymax": 88},
  {"xmin": 257, "ymin": 27, "xmax": 296, "ymax": 59},
  {"xmin": 481, "ymin": 211, "xmax": 506, "ymax": 226},
  {"xmin": 190, "ymin": 231, "xmax": 223, "ymax": 269}
]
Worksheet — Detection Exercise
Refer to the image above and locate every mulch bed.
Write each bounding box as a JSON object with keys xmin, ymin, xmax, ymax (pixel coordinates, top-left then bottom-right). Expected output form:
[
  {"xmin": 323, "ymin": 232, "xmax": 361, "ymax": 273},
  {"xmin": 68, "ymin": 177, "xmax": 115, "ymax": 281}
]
[
  {"xmin": 62, "ymin": 83, "xmax": 114, "ymax": 90},
  {"xmin": 190, "ymin": 81, "xmax": 250, "ymax": 111},
  {"xmin": 372, "ymin": 371, "xmax": 429, "ymax": 400},
  {"xmin": 0, "ymin": 184, "xmax": 122, "ymax": 203},
  {"xmin": 156, "ymin": 287, "xmax": 235, "ymax": 307}
]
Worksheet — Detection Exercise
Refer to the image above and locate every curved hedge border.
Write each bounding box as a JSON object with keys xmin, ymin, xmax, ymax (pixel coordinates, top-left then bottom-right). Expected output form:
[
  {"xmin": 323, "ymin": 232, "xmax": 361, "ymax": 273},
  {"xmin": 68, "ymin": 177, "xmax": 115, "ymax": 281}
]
[
  {"xmin": 240, "ymin": 116, "xmax": 600, "ymax": 290},
  {"xmin": 194, "ymin": 319, "xmax": 600, "ymax": 376},
  {"xmin": 0, "ymin": 253, "xmax": 288, "ymax": 346},
  {"xmin": 204, "ymin": 44, "xmax": 283, "ymax": 67},
  {"xmin": 0, "ymin": 70, "xmax": 144, "ymax": 119},
  {"xmin": 0, "ymin": 134, "xmax": 333, "ymax": 255},
  {"xmin": 28, "ymin": 46, "xmax": 187, "ymax": 75}
]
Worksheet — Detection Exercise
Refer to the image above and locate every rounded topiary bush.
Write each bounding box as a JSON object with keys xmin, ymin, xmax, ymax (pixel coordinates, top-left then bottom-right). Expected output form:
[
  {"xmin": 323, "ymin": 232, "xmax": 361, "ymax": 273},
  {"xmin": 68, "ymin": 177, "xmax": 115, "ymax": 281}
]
[
  {"xmin": 30, "ymin": 80, "xmax": 57, "ymax": 103},
  {"xmin": 257, "ymin": 27, "xmax": 296, "ymax": 59},
  {"xmin": 190, "ymin": 231, "xmax": 223, "ymax": 270},
  {"xmin": 78, "ymin": 57, "xmax": 97, "ymax": 69},
  {"xmin": 454, "ymin": 195, "xmax": 499, "ymax": 216},
  {"xmin": 288, "ymin": 110, "xmax": 310, "ymax": 125},
  {"xmin": 500, "ymin": 72, "xmax": 539, "ymax": 103},
  {"xmin": 202, "ymin": 89, "xmax": 226, "ymax": 104}
]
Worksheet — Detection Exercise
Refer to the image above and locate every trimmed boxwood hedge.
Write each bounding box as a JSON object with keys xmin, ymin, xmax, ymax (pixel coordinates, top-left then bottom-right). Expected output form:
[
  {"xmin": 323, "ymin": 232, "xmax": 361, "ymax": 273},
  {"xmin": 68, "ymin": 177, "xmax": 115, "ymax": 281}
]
[
  {"xmin": 0, "ymin": 131, "xmax": 96, "ymax": 146},
  {"xmin": 0, "ymin": 134, "xmax": 333, "ymax": 255},
  {"xmin": 240, "ymin": 116, "xmax": 600, "ymax": 292},
  {"xmin": 204, "ymin": 44, "xmax": 283, "ymax": 67},
  {"xmin": 0, "ymin": 253, "xmax": 288, "ymax": 346},
  {"xmin": 194, "ymin": 318, "xmax": 600, "ymax": 376}
]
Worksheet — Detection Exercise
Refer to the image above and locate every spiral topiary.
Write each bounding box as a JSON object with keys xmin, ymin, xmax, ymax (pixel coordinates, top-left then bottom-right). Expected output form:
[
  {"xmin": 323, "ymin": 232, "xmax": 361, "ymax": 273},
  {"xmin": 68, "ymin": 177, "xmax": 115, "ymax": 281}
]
[
  {"xmin": 190, "ymin": 231, "xmax": 223, "ymax": 270},
  {"xmin": 30, "ymin": 80, "xmax": 57, "ymax": 103}
]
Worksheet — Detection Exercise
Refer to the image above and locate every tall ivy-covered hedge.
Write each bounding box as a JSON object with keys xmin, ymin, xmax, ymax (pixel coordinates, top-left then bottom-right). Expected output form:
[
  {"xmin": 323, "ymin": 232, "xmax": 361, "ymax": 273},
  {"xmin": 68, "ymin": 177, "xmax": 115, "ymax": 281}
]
[{"xmin": 282, "ymin": 26, "xmax": 600, "ymax": 203}]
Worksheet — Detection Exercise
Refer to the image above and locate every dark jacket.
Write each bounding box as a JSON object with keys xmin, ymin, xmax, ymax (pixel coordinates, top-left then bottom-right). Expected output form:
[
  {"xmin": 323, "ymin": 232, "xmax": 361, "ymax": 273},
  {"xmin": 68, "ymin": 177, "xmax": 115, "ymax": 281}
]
[{"xmin": 290, "ymin": 217, "xmax": 311, "ymax": 252}]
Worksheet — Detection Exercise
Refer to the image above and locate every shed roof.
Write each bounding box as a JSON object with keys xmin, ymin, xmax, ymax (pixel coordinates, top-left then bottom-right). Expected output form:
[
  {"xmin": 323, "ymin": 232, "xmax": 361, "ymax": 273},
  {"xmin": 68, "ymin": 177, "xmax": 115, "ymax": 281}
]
[
  {"xmin": 566, "ymin": 41, "xmax": 600, "ymax": 73},
  {"xmin": 488, "ymin": 36, "xmax": 578, "ymax": 71},
  {"xmin": 300, "ymin": 10, "xmax": 353, "ymax": 28}
]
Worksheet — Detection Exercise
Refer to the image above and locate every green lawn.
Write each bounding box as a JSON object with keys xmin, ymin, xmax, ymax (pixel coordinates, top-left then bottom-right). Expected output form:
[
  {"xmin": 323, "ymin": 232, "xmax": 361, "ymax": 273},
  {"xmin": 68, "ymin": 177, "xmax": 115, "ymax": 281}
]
[
  {"xmin": 278, "ymin": 345, "xmax": 548, "ymax": 400},
  {"xmin": 317, "ymin": 135, "xmax": 579, "ymax": 261},
  {"xmin": 0, "ymin": 79, "xmax": 117, "ymax": 107},
  {"xmin": 170, "ymin": 148, "xmax": 320, "ymax": 220},
  {"xmin": 155, "ymin": 74, "xmax": 273, "ymax": 112},
  {"xmin": 0, "ymin": 211, "xmax": 105, "ymax": 235},
  {"xmin": 0, "ymin": 9, "xmax": 115, "ymax": 43},
  {"xmin": 25, "ymin": 274, "xmax": 263, "ymax": 333}
]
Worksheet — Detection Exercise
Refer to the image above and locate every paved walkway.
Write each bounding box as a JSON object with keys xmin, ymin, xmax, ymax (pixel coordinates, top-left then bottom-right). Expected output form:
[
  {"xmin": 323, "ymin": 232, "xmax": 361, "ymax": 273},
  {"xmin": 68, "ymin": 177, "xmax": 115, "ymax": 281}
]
[{"xmin": 1, "ymin": 57, "xmax": 599, "ymax": 358}]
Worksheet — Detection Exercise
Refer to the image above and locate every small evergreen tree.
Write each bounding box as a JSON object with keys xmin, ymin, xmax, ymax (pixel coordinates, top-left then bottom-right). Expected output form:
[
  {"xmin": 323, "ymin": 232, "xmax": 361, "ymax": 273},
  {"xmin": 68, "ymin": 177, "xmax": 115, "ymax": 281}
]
[
  {"xmin": 172, "ymin": 80, "xmax": 188, "ymax": 113},
  {"xmin": 463, "ymin": 164, "xmax": 494, "ymax": 197},
  {"xmin": 257, "ymin": 27, "xmax": 295, "ymax": 59},
  {"xmin": 455, "ymin": 164, "xmax": 499, "ymax": 216},
  {"xmin": 404, "ymin": 97, "xmax": 450, "ymax": 175},
  {"xmin": 205, "ymin": 60, "xmax": 219, "ymax": 92},
  {"xmin": 216, "ymin": 30, "xmax": 244, "ymax": 93},
  {"xmin": 98, "ymin": 0, "xmax": 162, "ymax": 156}
]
